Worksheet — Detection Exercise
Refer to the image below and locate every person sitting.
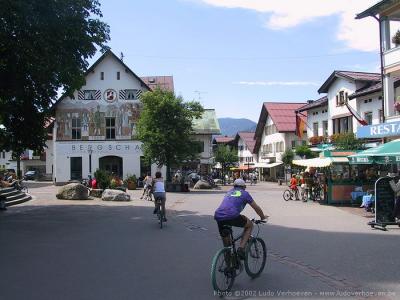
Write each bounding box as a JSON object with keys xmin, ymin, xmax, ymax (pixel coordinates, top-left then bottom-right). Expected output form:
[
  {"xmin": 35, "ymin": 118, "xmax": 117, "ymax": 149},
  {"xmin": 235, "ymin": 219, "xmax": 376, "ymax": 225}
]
[{"xmin": 289, "ymin": 174, "xmax": 299, "ymax": 200}]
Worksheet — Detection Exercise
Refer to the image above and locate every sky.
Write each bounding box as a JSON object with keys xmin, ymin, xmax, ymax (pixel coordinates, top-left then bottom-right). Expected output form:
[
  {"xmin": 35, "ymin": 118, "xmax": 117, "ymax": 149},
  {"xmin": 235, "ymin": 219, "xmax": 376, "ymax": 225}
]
[{"xmin": 92, "ymin": 0, "xmax": 383, "ymax": 122}]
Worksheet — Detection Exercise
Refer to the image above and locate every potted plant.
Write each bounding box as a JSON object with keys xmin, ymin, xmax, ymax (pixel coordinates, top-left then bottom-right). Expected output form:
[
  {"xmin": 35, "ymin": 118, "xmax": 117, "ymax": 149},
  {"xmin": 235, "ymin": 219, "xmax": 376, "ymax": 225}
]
[
  {"xmin": 124, "ymin": 174, "xmax": 137, "ymax": 190},
  {"xmin": 392, "ymin": 30, "xmax": 400, "ymax": 47}
]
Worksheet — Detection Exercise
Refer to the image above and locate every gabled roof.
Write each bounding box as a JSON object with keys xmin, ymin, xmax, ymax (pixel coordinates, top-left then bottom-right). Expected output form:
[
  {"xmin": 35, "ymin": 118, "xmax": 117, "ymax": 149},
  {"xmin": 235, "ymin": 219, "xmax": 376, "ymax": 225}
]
[
  {"xmin": 141, "ymin": 76, "xmax": 174, "ymax": 92},
  {"xmin": 234, "ymin": 132, "xmax": 256, "ymax": 153},
  {"xmin": 356, "ymin": 0, "xmax": 400, "ymax": 19},
  {"xmin": 254, "ymin": 102, "xmax": 306, "ymax": 153},
  {"xmin": 192, "ymin": 109, "xmax": 221, "ymax": 135},
  {"xmin": 349, "ymin": 78, "xmax": 400, "ymax": 99},
  {"xmin": 296, "ymin": 96, "xmax": 328, "ymax": 113},
  {"xmin": 86, "ymin": 50, "xmax": 151, "ymax": 91},
  {"xmin": 318, "ymin": 71, "xmax": 380, "ymax": 94},
  {"xmin": 53, "ymin": 49, "xmax": 151, "ymax": 108}
]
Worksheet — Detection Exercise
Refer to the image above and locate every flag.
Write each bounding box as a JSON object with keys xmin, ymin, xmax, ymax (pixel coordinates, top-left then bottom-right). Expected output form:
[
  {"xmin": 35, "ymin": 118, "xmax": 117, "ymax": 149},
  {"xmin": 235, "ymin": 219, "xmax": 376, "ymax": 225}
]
[
  {"xmin": 345, "ymin": 102, "xmax": 368, "ymax": 126},
  {"xmin": 295, "ymin": 114, "xmax": 306, "ymax": 139}
]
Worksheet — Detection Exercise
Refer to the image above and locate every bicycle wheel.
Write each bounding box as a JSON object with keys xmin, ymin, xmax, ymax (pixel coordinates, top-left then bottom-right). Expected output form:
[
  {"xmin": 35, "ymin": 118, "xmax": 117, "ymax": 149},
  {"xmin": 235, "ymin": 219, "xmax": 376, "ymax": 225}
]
[
  {"xmin": 157, "ymin": 202, "xmax": 163, "ymax": 229},
  {"xmin": 211, "ymin": 248, "xmax": 235, "ymax": 293},
  {"xmin": 244, "ymin": 237, "xmax": 267, "ymax": 278},
  {"xmin": 22, "ymin": 186, "xmax": 28, "ymax": 194},
  {"xmin": 283, "ymin": 190, "xmax": 291, "ymax": 201}
]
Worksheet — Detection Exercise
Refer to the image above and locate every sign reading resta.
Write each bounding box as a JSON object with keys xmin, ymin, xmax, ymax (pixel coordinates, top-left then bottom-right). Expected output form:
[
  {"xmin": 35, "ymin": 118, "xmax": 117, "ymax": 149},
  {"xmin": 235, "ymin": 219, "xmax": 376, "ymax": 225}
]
[{"xmin": 357, "ymin": 121, "xmax": 400, "ymax": 138}]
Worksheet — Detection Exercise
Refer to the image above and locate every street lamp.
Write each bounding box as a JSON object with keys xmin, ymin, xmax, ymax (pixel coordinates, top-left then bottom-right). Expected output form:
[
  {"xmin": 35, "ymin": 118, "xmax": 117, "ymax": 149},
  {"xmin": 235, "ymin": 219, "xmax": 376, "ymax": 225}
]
[{"xmin": 88, "ymin": 148, "xmax": 93, "ymax": 176}]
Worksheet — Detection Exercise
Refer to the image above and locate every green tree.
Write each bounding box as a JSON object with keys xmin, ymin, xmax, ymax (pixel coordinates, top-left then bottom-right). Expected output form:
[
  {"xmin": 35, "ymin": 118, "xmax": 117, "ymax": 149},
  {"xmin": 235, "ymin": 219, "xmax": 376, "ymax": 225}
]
[
  {"xmin": 334, "ymin": 133, "xmax": 364, "ymax": 150},
  {"xmin": 281, "ymin": 149, "xmax": 295, "ymax": 183},
  {"xmin": 0, "ymin": 0, "xmax": 110, "ymax": 177},
  {"xmin": 295, "ymin": 145, "xmax": 317, "ymax": 159},
  {"xmin": 215, "ymin": 145, "xmax": 238, "ymax": 185},
  {"xmin": 137, "ymin": 89, "xmax": 204, "ymax": 182}
]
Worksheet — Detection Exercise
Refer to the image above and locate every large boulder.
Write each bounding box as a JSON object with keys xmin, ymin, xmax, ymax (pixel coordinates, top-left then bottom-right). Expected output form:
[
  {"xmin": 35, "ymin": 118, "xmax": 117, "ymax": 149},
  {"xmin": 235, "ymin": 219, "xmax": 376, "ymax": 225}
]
[
  {"xmin": 56, "ymin": 183, "xmax": 89, "ymax": 200},
  {"xmin": 193, "ymin": 180, "xmax": 212, "ymax": 190},
  {"xmin": 102, "ymin": 189, "xmax": 131, "ymax": 201}
]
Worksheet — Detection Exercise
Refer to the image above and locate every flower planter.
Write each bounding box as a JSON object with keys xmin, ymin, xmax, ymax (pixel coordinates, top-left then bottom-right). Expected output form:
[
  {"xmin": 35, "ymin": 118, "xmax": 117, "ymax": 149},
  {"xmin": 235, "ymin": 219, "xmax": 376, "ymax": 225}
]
[{"xmin": 127, "ymin": 181, "xmax": 136, "ymax": 190}]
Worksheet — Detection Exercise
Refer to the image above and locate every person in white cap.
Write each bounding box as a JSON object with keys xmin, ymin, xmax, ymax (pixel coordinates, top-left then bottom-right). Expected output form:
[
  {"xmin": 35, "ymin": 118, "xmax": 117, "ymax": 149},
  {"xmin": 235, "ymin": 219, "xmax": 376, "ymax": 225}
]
[{"xmin": 214, "ymin": 179, "xmax": 267, "ymax": 259}]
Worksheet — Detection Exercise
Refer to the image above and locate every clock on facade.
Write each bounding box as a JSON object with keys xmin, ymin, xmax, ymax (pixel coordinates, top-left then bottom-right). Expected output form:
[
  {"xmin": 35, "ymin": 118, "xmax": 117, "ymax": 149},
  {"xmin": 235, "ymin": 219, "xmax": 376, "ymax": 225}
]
[{"xmin": 104, "ymin": 89, "xmax": 117, "ymax": 102}]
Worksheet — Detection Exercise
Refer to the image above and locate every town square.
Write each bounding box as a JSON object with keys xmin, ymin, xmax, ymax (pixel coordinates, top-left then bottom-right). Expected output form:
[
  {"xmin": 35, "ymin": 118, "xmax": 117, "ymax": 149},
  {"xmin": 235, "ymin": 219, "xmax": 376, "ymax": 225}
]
[{"xmin": 1, "ymin": 0, "xmax": 400, "ymax": 299}]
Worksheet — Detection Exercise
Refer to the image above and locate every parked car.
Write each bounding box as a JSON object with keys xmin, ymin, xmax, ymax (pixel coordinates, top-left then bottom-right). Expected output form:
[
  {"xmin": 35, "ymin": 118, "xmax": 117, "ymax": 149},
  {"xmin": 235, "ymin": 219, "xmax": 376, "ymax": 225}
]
[{"xmin": 24, "ymin": 170, "xmax": 38, "ymax": 181}]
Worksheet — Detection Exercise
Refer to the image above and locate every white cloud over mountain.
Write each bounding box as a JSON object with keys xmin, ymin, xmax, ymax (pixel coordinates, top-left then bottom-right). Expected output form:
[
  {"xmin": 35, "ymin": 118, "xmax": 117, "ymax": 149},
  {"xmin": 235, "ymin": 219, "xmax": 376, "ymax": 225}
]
[{"xmin": 199, "ymin": 0, "xmax": 379, "ymax": 52}]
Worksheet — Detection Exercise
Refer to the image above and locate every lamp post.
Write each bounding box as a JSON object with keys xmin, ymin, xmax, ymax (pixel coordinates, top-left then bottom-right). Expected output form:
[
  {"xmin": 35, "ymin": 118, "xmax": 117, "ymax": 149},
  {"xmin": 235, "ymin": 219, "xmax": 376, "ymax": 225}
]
[{"xmin": 88, "ymin": 148, "xmax": 93, "ymax": 176}]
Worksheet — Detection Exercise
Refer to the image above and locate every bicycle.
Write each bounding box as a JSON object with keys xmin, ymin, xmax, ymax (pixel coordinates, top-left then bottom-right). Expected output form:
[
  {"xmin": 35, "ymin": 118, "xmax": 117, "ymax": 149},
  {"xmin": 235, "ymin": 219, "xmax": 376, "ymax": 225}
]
[
  {"xmin": 283, "ymin": 187, "xmax": 302, "ymax": 201},
  {"xmin": 142, "ymin": 186, "xmax": 153, "ymax": 201},
  {"xmin": 211, "ymin": 219, "xmax": 267, "ymax": 294},
  {"xmin": 15, "ymin": 179, "xmax": 28, "ymax": 194},
  {"xmin": 155, "ymin": 196, "xmax": 165, "ymax": 229},
  {"xmin": 310, "ymin": 184, "xmax": 324, "ymax": 201}
]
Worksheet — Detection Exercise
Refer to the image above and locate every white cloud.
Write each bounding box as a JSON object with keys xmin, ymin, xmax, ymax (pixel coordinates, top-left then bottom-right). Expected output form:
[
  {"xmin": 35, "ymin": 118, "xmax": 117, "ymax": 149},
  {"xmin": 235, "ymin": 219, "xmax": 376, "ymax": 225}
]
[
  {"xmin": 199, "ymin": 0, "xmax": 379, "ymax": 52},
  {"xmin": 234, "ymin": 81, "xmax": 318, "ymax": 86}
]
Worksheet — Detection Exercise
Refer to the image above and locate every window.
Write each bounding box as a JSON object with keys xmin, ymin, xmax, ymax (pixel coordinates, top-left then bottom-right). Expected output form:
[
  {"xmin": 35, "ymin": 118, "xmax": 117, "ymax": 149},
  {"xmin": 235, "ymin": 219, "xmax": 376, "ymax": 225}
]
[
  {"xmin": 239, "ymin": 145, "xmax": 244, "ymax": 151},
  {"xmin": 379, "ymin": 109, "xmax": 384, "ymax": 123},
  {"xmin": 239, "ymin": 157, "xmax": 243, "ymax": 162},
  {"xmin": 2, "ymin": 151, "xmax": 5, "ymax": 159},
  {"xmin": 71, "ymin": 118, "xmax": 81, "ymax": 140},
  {"xmin": 333, "ymin": 116, "xmax": 353, "ymax": 134},
  {"xmin": 313, "ymin": 122, "xmax": 319, "ymax": 137},
  {"xmin": 364, "ymin": 112, "xmax": 373, "ymax": 125},
  {"xmin": 291, "ymin": 140, "xmax": 296, "ymax": 149},
  {"xmin": 323, "ymin": 121, "xmax": 328, "ymax": 137},
  {"xmin": 100, "ymin": 72, "xmax": 104, "ymax": 80},
  {"xmin": 125, "ymin": 89, "xmax": 138, "ymax": 100},
  {"xmin": 336, "ymin": 91, "xmax": 347, "ymax": 106},
  {"xmin": 105, "ymin": 117, "xmax": 116, "ymax": 139},
  {"xmin": 194, "ymin": 141, "xmax": 204, "ymax": 153},
  {"xmin": 302, "ymin": 140, "xmax": 307, "ymax": 146},
  {"xmin": 117, "ymin": 72, "xmax": 120, "ymax": 80},
  {"xmin": 84, "ymin": 90, "xmax": 97, "ymax": 100}
]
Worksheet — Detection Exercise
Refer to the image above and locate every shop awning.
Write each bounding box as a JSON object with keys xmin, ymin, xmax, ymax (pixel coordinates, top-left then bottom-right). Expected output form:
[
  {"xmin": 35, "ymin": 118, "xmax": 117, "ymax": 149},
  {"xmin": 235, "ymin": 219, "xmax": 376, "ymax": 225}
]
[
  {"xmin": 348, "ymin": 138, "xmax": 400, "ymax": 165},
  {"xmin": 330, "ymin": 157, "xmax": 349, "ymax": 163},
  {"xmin": 253, "ymin": 162, "xmax": 271, "ymax": 168},
  {"xmin": 292, "ymin": 157, "xmax": 332, "ymax": 168},
  {"xmin": 230, "ymin": 165, "xmax": 255, "ymax": 171},
  {"xmin": 263, "ymin": 162, "xmax": 283, "ymax": 168}
]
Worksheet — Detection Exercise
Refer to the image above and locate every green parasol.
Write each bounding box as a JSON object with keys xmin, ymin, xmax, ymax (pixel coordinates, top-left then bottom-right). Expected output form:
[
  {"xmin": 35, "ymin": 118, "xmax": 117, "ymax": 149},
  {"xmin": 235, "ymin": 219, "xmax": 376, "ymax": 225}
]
[{"xmin": 348, "ymin": 139, "xmax": 400, "ymax": 164}]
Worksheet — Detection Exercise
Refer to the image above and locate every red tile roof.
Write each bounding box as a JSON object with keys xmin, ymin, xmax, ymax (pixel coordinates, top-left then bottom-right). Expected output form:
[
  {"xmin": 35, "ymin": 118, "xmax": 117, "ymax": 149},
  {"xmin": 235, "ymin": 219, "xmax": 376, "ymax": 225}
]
[
  {"xmin": 141, "ymin": 76, "xmax": 174, "ymax": 92},
  {"xmin": 296, "ymin": 96, "xmax": 328, "ymax": 113},
  {"xmin": 237, "ymin": 132, "xmax": 256, "ymax": 153},
  {"xmin": 264, "ymin": 102, "xmax": 307, "ymax": 132},
  {"xmin": 214, "ymin": 136, "xmax": 235, "ymax": 143}
]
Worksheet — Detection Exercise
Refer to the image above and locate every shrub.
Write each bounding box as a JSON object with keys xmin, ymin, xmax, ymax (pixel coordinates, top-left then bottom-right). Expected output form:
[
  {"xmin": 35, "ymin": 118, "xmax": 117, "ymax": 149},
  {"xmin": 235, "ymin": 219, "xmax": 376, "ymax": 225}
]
[{"xmin": 94, "ymin": 169, "xmax": 111, "ymax": 189}]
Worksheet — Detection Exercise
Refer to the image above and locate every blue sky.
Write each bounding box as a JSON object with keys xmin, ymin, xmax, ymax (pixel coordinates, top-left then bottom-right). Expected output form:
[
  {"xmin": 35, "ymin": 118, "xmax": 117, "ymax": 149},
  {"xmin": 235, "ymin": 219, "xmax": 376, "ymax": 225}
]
[{"xmin": 92, "ymin": 0, "xmax": 380, "ymax": 122}]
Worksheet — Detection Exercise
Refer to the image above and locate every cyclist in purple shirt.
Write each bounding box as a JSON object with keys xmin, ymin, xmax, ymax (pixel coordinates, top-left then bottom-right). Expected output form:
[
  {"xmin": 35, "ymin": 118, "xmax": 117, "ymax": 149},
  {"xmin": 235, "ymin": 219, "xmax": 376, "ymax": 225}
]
[{"xmin": 214, "ymin": 179, "xmax": 267, "ymax": 259}]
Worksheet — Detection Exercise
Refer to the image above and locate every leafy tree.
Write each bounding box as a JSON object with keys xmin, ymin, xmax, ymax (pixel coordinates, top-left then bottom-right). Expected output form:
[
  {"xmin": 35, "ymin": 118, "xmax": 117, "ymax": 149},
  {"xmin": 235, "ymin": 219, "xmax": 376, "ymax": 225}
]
[
  {"xmin": 281, "ymin": 149, "xmax": 294, "ymax": 183},
  {"xmin": 295, "ymin": 145, "xmax": 317, "ymax": 159},
  {"xmin": 0, "ymin": 0, "xmax": 110, "ymax": 177},
  {"xmin": 334, "ymin": 133, "xmax": 364, "ymax": 150},
  {"xmin": 137, "ymin": 89, "xmax": 204, "ymax": 182},
  {"xmin": 215, "ymin": 145, "xmax": 238, "ymax": 185}
]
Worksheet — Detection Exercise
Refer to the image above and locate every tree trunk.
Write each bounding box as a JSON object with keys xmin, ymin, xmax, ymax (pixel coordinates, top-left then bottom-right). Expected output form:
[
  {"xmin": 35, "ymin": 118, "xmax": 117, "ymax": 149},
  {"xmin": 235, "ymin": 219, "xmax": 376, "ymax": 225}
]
[
  {"xmin": 16, "ymin": 155, "xmax": 21, "ymax": 179},
  {"xmin": 166, "ymin": 162, "xmax": 171, "ymax": 182}
]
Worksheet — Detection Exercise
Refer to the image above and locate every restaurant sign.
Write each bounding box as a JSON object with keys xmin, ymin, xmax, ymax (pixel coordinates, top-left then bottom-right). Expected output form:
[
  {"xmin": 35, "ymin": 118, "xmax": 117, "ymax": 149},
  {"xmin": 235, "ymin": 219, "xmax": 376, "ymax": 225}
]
[{"xmin": 356, "ymin": 120, "xmax": 400, "ymax": 138}]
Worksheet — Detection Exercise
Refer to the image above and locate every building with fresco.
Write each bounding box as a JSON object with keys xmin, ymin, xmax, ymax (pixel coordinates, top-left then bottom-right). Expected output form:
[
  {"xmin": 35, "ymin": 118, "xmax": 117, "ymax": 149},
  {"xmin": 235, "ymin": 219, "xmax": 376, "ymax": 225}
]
[{"xmin": 51, "ymin": 50, "xmax": 219, "ymax": 184}]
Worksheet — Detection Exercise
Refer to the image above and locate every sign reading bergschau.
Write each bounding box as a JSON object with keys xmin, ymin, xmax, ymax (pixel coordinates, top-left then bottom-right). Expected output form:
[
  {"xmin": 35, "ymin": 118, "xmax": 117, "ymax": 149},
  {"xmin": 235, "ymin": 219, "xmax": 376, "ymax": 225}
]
[{"xmin": 357, "ymin": 120, "xmax": 400, "ymax": 138}]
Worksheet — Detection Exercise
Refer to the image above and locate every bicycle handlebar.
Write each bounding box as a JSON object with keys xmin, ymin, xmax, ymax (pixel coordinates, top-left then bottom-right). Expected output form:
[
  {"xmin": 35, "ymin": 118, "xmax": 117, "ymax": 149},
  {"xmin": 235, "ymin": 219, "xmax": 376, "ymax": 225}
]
[{"xmin": 251, "ymin": 218, "xmax": 267, "ymax": 224}]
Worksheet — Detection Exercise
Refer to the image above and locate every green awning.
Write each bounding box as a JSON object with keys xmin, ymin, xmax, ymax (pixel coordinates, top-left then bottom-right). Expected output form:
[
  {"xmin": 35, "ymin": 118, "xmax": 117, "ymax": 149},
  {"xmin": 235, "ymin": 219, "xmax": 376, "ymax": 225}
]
[{"xmin": 348, "ymin": 139, "xmax": 400, "ymax": 164}]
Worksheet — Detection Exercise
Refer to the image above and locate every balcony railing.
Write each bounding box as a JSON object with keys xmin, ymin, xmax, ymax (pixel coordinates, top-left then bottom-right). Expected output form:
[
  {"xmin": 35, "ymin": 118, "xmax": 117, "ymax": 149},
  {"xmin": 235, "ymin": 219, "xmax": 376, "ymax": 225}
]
[{"xmin": 384, "ymin": 46, "xmax": 400, "ymax": 70}]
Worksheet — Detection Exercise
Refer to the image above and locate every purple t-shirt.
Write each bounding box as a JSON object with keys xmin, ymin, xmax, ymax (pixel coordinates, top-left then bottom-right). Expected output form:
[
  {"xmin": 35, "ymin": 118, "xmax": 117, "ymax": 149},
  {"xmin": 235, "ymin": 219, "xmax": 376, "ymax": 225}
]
[{"xmin": 214, "ymin": 188, "xmax": 254, "ymax": 221}]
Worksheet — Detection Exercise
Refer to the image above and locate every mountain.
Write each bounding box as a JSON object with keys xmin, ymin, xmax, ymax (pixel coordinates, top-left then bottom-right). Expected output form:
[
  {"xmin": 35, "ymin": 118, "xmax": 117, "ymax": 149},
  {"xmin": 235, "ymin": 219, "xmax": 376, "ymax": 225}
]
[{"xmin": 217, "ymin": 118, "xmax": 257, "ymax": 137}]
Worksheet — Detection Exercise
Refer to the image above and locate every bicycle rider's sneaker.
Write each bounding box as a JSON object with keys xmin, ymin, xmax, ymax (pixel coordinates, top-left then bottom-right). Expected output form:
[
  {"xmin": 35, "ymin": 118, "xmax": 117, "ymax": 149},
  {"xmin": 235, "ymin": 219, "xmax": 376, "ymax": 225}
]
[
  {"xmin": 237, "ymin": 247, "xmax": 245, "ymax": 260},
  {"xmin": 153, "ymin": 208, "xmax": 158, "ymax": 214},
  {"xmin": 162, "ymin": 217, "xmax": 167, "ymax": 222}
]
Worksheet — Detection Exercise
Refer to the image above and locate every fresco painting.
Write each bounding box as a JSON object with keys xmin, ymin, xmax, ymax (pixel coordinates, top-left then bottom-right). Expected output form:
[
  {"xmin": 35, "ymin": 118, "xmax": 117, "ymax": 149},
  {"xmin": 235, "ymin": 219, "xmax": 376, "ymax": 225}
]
[{"xmin": 56, "ymin": 99, "xmax": 142, "ymax": 141}]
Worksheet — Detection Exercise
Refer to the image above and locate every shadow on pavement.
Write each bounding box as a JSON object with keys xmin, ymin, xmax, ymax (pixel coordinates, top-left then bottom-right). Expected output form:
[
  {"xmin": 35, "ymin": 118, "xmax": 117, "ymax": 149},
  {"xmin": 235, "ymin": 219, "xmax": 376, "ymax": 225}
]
[{"xmin": 1, "ymin": 204, "xmax": 399, "ymax": 300}]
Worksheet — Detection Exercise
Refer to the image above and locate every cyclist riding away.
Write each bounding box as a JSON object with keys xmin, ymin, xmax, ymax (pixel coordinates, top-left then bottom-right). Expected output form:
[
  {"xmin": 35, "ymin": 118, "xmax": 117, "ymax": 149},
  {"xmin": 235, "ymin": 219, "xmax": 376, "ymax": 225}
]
[
  {"xmin": 152, "ymin": 171, "xmax": 167, "ymax": 222},
  {"xmin": 140, "ymin": 172, "xmax": 153, "ymax": 200},
  {"xmin": 214, "ymin": 179, "xmax": 267, "ymax": 259}
]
